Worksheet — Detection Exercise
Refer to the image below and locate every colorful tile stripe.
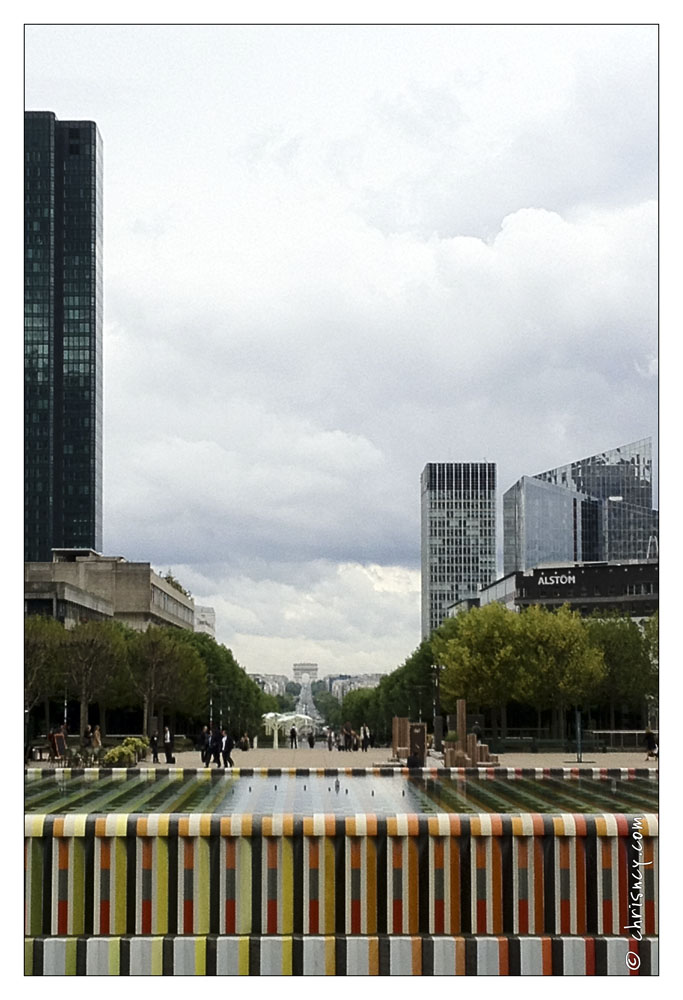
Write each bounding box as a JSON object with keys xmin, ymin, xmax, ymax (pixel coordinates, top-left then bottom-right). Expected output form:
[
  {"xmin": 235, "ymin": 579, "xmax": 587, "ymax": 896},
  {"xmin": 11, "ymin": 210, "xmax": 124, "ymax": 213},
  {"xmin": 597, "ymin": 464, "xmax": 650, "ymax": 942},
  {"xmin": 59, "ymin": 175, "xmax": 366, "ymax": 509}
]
[
  {"xmin": 25, "ymin": 812, "xmax": 658, "ymax": 940},
  {"xmin": 24, "ymin": 935, "xmax": 659, "ymax": 975}
]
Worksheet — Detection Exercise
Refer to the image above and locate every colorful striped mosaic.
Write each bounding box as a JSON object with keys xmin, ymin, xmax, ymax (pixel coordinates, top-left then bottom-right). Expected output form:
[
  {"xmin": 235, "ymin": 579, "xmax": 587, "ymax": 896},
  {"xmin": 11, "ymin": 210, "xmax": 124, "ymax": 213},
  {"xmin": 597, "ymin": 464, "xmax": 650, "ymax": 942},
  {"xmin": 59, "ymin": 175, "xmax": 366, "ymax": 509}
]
[
  {"xmin": 24, "ymin": 935, "xmax": 659, "ymax": 975},
  {"xmin": 25, "ymin": 812, "xmax": 658, "ymax": 940}
]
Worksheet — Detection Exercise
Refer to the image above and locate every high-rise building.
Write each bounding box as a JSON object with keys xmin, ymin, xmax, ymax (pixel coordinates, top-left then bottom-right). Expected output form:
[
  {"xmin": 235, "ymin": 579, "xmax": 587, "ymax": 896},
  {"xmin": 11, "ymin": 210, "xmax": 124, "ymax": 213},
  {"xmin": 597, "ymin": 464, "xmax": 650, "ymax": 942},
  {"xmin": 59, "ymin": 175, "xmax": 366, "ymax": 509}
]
[
  {"xmin": 420, "ymin": 462, "xmax": 497, "ymax": 638},
  {"xmin": 25, "ymin": 111, "xmax": 103, "ymax": 561},
  {"xmin": 503, "ymin": 438, "xmax": 657, "ymax": 575}
]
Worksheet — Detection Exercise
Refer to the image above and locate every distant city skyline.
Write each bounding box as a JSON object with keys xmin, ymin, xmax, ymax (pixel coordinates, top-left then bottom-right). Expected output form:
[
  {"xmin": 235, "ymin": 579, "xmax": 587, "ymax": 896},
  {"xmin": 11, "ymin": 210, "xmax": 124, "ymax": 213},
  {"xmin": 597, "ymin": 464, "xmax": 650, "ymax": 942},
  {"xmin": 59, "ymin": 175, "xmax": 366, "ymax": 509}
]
[{"xmin": 24, "ymin": 24, "xmax": 658, "ymax": 675}]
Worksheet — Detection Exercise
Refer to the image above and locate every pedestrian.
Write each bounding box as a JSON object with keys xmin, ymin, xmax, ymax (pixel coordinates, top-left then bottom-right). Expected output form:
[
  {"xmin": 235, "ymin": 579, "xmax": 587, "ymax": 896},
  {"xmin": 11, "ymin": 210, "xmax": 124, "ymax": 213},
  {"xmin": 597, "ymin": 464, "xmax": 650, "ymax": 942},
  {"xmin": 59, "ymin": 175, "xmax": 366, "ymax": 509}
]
[
  {"xmin": 327, "ymin": 729, "xmax": 334, "ymax": 751},
  {"xmin": 308, "ymin": 731, "xmax": 315, "ymax": 749},
  {"xmin": 210, "ymin": 724, "xmax": 222, "ymax": 766},
  {"xmin": 163, "ymin": 726, "xmax": 174, "ymax": 764},
  {"xmin": 92, "ymin": 725, "xmax": 102, "ymax": 750},
  {"xmin": 290, "ymin": 725, "xmax": 297, "ymax": 749},
  {"xmin": 472, "ymin": 721, "xmax": 482, "ymax": 743},
  {"xmin": 200, "ymin": 725, "xmax": 211, "ymax": 766},
  {"xmin": 82, "ymin": 724, "xmax": 93, "ymax": 749},
  {"xmin": 221, "ymin": 729, "xmax": 234, "ymax": 767},
  {"xmin": 643, "ymin": 728, "xmax": 658, "ymax": 760},
  {"xmin": 361, "ymin": 723, "xmax": 370, "ymax": 752},
  {"xmin": 150, "ymin": 731, "xmax": 159, "ymax": 763}
]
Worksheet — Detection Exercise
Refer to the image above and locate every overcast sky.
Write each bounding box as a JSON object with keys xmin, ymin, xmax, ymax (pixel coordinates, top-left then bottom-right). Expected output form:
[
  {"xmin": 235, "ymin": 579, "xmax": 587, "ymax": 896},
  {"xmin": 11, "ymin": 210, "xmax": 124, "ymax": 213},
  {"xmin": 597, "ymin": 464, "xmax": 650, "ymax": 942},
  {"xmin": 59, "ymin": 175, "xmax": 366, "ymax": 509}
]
[{"xmin": 24, "ymin": 23, "xmax": 658, "ymax": 678}]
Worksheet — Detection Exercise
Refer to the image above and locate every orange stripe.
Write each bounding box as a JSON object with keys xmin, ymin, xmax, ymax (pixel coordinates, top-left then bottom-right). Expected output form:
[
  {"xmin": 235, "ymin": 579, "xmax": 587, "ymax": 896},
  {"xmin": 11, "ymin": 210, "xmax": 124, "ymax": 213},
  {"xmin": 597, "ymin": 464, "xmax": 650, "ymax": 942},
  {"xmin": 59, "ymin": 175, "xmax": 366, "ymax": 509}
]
[
  {"xmin": 455, "ymin": 937, "xmax": 466, "ymax": 975},
  {"xmin": 184, "ymin": 838, "xmax": 194, "ymax": 869},
  {"xmin": 408, "ymin": 839, "xmax": 418, "ymax": 933},
  {"xmin": 450, "ymin": 839, "xmax": 460, "ymax": 934},
  {"xmin": 575, "ymin": 837, "xmax": 586, "ymax": 934},
  {"xmin": 368, "ymin": 937, "xmax": 379, "ymax": 975},
  {"xmin": 498, "ymin": 936, "xmax": 509, "ymax": 975},
  {"xmin": 534, "ymin": 839, "xmax": 544, "ymax": 932},
  {"xmin": 542, "ymin": 937, "xmax": 553, "ymax": 975},
  {"xmin": 411, "ymin": 936, "xmax": 421, "ymax": 974}
]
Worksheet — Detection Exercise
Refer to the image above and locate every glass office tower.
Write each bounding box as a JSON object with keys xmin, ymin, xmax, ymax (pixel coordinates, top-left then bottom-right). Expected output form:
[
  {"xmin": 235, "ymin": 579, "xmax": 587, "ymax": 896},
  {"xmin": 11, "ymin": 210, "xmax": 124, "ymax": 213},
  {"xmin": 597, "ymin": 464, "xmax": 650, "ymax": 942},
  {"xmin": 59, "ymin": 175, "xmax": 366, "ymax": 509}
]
[
  {"xmin": 421, "ymin": 462, "xmax": 497, "ymax": 638},
  {"xmin": 503, "ymin": 438, "xmax": 657, "ymax": 575},
  {"xmin": 25, "ymin": 111, "xmax": 103, "ymax": 561}
]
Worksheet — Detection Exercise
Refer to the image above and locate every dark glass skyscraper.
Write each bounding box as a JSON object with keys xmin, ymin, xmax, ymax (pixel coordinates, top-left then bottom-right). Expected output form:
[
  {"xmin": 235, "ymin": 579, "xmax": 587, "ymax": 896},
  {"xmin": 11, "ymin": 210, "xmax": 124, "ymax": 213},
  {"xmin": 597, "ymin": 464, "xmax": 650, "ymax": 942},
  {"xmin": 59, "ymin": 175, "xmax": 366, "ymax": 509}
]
[
  {"xmin": 421, "ymin": 462, "xmax": 497, "ymax": 638},
  {"xmin": 25, "ymin": 111, "xmax": 103, "ymax": 561}
]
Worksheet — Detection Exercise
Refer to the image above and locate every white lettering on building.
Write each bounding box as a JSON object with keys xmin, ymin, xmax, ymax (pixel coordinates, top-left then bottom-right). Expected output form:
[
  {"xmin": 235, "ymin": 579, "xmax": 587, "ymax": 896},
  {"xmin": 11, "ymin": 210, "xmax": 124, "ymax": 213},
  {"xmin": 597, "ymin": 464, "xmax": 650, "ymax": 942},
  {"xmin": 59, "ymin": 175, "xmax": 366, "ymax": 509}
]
[{"xmin": 537, "ymin": 573, "xmax": 576, "ymax": 586}]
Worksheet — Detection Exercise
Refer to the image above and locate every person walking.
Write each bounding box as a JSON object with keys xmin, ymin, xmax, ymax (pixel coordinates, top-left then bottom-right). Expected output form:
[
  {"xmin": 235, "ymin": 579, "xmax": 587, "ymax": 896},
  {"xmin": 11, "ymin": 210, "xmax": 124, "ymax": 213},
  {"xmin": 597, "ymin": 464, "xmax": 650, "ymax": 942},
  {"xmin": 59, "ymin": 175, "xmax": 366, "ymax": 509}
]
[
  {"xmin": 290, "ymin": 725, "xmax": 298, "ymax": 749},
  {"xmin": 150, "ymin": 731, "xmax": 159, "ymax": 763},
  {"xmin": 163, "ymin": 726, "xmax": 174, "ymax": 764},
  {"xmin": 643, "ymin": 728, "xmax": 658, "ymax": 760},
  {"xmin": 221, "ymin": 729, "xmax": 234, "ymax": 767},
  {"xmin": 210, "ymin": 724, "xmax": 222, "ymax": 766},
  {"xmin": 200, "ymin": 725, "xmax": 211, "ymax": 766}
]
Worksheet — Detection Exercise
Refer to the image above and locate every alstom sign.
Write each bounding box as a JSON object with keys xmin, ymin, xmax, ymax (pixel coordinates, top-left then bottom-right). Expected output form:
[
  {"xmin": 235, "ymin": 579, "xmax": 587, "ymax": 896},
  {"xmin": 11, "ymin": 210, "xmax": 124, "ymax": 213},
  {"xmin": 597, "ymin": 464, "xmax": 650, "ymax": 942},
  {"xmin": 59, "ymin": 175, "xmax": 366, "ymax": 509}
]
[{"xmin": 536, "ymin": 572, "xmax": 576, "ymax": 586}]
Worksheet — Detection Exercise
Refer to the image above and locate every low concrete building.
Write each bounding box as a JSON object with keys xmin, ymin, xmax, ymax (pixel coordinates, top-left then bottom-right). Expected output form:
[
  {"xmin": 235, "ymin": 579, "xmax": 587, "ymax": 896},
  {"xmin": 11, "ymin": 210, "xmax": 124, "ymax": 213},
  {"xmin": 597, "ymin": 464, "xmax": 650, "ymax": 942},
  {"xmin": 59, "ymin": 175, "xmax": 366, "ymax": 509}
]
[{"xmin": 25, "ymin": 549, "xmax": 195, "ymax": 631}]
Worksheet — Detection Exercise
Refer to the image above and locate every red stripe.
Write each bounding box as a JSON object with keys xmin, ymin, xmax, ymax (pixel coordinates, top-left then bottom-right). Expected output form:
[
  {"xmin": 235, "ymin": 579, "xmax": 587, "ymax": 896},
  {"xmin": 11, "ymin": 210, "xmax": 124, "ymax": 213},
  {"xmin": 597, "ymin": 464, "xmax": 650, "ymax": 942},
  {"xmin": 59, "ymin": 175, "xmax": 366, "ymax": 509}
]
[
  {"xmin": 183, "ymin": 899, "xmax": 193, "ymax": 931},
  {"xmin": 267, "ymin": 898, "xmax": 278, "ymax": 933},
  {"xmin": 585, "ymin": 938, "xmax": 595, "ymax": 975},
  {"xmin": 476, "ymin": 899, "xmax": 487, "ymax": 931},
  {"xmin": 518, "ymin": 900, "xmax": 528, "ymax": 934},
  {"xmin": 434, "ymin": 899, "xmax": 444, "ymax": 934},
  {"xmin": 352, "ymin": 898, "xmax": 362, "ymax": 933},
  {"xmin": 141, "ymin": 899, "xmax": 151, "ymax": 934},
  {"xmin": 560, "ymin": 899, "xmax": 571, "ymax": 933},
  {"xmin": 309, "ymin": 899, "xmax": 319, "ymax": 933},
  {"xmin": 57, "ymin": 900, "xmax": 68, "ymax": 934},
  {"xmin": 100, "ymin": 900, "xmax": 110, "ymax": 935},
  {"xmin": 225, "ymin": 900, "xmax": 235, "ymax": 934},
  {"xmin": 391, "ymin": 899, "xmax": 401, "ymax": 933}
]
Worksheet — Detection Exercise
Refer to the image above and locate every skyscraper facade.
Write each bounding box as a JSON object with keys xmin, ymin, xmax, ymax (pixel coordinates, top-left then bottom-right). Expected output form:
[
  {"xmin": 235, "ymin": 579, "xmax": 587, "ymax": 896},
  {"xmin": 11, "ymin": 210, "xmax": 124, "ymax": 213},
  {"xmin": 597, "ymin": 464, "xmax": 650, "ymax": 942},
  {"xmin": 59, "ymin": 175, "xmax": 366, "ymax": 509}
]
[
  {"xmin": 503, "ymin": 438, "xmax": 657, "ymax": 575},
  {"xmin": 25, "ymin": 111, "xmax": 103, "ymax": 561},
  {"xmin": 421, "ymin": 462, "xmax": 497, "ymax": 638}
]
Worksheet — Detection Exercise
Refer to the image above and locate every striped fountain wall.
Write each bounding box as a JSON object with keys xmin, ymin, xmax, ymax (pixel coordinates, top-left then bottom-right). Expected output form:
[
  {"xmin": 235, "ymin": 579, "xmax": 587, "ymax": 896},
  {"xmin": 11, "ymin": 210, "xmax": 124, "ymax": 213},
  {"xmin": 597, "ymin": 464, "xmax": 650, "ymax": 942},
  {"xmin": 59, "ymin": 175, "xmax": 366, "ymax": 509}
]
[{"xmin": 24, "ymin": 768, "xmax": 658, "ymax": 976}]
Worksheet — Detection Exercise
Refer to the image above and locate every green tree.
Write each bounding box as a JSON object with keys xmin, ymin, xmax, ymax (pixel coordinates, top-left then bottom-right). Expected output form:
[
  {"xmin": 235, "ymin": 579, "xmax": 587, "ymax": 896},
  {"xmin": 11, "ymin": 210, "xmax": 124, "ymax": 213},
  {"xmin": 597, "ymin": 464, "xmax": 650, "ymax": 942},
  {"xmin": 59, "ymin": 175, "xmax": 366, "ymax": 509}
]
[
  {"xmin": 434, "ymin": 604, "xmax": 522, "ymax": 735},
  {"xmin": 65, "ymin": 620, "xmax": 130, "ymax": 736},
  {"xmin": 586, "ymin": 613, "xmax": 653, "ymax": 729},
  {"xmin": 517, "ymin": 605, "xmax": 605, "ymax": 739},
  {"xmin": 127, "ymin": 626, "xmax": 207, "ymax": 736},
  {"xmin": 25, "ymin": 615, "xmax": 67, "ymax": 733},
  {"xmin": 312, "ymin": 690, "xmax": 342, "ymax": 729}
]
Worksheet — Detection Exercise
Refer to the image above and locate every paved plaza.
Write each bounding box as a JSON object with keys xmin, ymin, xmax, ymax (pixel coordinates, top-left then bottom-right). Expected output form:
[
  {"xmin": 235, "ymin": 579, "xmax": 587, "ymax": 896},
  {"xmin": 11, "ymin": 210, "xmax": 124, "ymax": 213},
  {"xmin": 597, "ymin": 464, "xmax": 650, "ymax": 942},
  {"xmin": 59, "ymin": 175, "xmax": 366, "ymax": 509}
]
[{"xmin": 26, "ymin": 745, "xmax": 659, "ymax": 770}]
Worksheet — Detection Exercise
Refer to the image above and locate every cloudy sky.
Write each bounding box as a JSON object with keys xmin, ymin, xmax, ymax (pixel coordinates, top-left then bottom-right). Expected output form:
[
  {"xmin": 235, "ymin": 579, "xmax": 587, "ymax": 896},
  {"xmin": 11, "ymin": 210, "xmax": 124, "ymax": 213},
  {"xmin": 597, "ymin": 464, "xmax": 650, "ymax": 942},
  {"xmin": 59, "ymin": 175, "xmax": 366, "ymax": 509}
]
[{"xmin": 24, "ymin": 22, "xmax": 658, "ymax": 678}]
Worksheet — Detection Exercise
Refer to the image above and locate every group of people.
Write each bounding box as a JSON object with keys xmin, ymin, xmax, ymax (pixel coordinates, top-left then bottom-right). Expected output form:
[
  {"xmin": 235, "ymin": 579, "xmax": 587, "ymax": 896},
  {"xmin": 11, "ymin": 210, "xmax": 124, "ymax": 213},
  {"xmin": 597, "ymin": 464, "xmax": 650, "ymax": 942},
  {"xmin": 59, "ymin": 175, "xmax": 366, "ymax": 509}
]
[
  {"xmin": 328, "ymin": 723, "xmax": 373, "ymax": 752},
  {"xmin": 197, "ymin": 725, "xmax": 250, "ymax": 767},
  {"xmin": 148, "ymin": 726, "xmax": 175, "ymax": 763},
  {"xmin": 289, "ymin": 726, "xmax": 315, "ymax": 749}
]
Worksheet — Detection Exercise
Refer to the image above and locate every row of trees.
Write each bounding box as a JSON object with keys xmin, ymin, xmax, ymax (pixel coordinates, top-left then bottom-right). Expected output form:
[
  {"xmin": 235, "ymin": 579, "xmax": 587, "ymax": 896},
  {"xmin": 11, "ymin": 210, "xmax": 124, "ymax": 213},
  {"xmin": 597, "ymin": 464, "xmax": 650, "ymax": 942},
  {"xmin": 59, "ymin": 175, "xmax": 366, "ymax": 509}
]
[
  {"xmin": 25, "ymin": 617, "xmax": 275, "ymax": 739},
  {"xmin": 326, "ymin": 605, "xmax": 658, "ymax": 742}
]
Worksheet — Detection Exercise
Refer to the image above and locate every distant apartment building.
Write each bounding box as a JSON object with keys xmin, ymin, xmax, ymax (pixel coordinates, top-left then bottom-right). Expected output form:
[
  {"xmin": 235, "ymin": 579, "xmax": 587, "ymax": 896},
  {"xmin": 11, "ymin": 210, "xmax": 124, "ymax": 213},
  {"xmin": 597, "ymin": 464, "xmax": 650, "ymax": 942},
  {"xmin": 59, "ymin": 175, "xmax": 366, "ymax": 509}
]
[
  {"xmin": 503, "ymin": 438, "xmax": 657, "ymax": 575},
  {"xmin": 421, "ymin": 462, "xmax": 497, "ymax": 638},
  {"xmin": 330, "ymin": 673, "xmax": 383, "ymax": 703},
  {"xmin": 24, "ymin": 549, "xmax": 195, "ymax": 630},
  {"xmin": 194, "ymin": 605, "xmax": 216, "ymax": 637},
  {"xmin": 249, "ymin": 674, "xmax": 289, "ymax": 697}
]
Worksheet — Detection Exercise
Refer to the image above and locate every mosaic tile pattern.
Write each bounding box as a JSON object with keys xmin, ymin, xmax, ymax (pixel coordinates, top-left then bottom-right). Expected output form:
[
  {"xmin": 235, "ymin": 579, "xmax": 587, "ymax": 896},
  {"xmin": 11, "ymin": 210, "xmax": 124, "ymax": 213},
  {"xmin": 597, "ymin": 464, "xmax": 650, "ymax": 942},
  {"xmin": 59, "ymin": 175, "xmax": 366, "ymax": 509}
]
[
  {"xmin": 25, "ymin": 934, "xmax": 659, "ymax": 975},
  {"xmin": 25, "ymin": 812, "xmax": 658, "ymax": 940}
]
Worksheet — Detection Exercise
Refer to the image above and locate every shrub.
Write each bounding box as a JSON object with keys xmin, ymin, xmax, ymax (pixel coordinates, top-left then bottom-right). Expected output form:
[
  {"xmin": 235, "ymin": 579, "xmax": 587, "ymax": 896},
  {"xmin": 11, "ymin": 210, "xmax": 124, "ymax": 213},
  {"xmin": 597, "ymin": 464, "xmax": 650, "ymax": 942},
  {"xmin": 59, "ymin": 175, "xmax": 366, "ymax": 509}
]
[
  {"xmin": 445, "ymin": 731, "xmax": 459, "ymax": 744},
  {"xmin": 101, "ymin": 745, "xmax": 136, "ymax": 766}
]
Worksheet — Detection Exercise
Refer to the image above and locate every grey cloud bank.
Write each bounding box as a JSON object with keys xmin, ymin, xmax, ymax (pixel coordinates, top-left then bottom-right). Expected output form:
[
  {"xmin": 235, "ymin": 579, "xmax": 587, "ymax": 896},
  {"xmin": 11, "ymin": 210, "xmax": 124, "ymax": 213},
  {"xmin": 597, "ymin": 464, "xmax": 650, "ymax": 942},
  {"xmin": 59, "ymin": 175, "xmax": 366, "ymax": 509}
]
[{"xmin": 25, "ymin": 24, "xmax": 657, "ymax": 677}]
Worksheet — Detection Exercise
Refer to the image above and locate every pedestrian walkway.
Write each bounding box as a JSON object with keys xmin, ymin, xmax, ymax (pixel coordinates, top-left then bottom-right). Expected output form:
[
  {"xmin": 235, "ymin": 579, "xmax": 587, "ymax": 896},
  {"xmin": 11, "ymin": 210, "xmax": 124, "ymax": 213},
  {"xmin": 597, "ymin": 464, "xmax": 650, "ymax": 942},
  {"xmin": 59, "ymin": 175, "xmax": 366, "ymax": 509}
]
[{"xmin": 25, "ymin": 746, "xmax": 658, "ymax": 770}]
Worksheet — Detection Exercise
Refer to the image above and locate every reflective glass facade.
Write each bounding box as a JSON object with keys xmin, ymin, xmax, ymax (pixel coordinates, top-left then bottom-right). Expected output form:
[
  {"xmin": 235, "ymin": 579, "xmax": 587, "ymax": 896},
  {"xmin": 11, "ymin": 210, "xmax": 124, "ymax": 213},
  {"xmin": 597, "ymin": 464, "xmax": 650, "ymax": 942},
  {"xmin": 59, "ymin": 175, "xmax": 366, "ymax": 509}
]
[
  {"xmin": 503, "ymin": 438, "xmax": 657, "ymax": 574},
  {"xmin": 421, "ymin": 462, "xmax": 496, "ymax": 638},
  {"xmin": 25, "ymin": 112, "xmax": 103, "ymax": 561}
]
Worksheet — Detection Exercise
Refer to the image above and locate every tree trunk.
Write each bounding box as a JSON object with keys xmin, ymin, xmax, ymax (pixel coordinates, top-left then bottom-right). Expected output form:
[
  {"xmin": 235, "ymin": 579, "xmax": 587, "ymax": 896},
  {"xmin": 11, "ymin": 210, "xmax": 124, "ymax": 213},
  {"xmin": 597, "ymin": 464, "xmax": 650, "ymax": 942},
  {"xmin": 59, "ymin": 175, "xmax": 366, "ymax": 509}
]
[
  {"xmin": 500, "ymin": 703, "xmax": 508, "ymax": 738},
  {"xmin": 80, "ymin": 684, "xmax": 89, "ymax": 737},
  {"xmin": 142, "ymin": 696, "xmax": 149, "ymax": 738}
]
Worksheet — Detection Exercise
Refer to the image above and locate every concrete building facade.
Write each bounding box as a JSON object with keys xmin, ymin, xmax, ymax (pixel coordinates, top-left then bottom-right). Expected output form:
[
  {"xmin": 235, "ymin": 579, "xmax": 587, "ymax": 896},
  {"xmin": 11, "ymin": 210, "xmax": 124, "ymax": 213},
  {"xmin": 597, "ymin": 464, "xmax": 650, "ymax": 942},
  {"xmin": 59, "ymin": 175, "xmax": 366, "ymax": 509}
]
[{"xmin": 25, "ymin": 549, "xmax": 195, "ymax": 630}]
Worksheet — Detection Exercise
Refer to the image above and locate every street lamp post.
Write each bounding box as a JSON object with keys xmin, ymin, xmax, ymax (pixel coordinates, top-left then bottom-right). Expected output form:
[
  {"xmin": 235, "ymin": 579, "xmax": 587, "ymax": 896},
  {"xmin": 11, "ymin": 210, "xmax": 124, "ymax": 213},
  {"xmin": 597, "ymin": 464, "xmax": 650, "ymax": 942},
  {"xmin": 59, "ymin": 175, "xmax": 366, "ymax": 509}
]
[{"xmin": 432, "ymin": 663, "xmax": 444, "ymax": 751}]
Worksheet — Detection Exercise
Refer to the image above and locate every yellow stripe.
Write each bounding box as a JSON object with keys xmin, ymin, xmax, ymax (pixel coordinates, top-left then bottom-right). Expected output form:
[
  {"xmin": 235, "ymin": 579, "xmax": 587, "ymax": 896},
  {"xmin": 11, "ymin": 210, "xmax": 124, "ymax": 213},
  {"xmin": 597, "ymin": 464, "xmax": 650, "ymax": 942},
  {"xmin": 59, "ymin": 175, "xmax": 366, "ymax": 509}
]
[
  {"xmin": 281, "ymin": 936, "xmax": 292, "ymax": 974},
  {"xmin": 24, "ymin": 939, "xmax": 33, "ymax": 976},
  {"xmin": 151, "ymin": 937, "xmax": 163, "ymax": 976},
  {"xmin": 325, "ymin": 936, "xmax": 336, "ymax": 975},
  {"xmin": 324, "ymin": 838, "xmax": 336, "ymax": 934},
  {"xmin": 114, "ymin": 837, "xmax": 127, "ymax": 933},
  {"xmin": 196, "ymin": 837, "xmax": 210, "ymax": 933},
  {"xmin": 108, "ymin": 937, "xmax": 120, "ymax": 974},
  {"xmin": 366, "ymin": 838, "xmax": 377, "ymax": 934},
  {"xmin": 368, "ymin": 937, "xmax": 379, "ymax": 975},
  {"xmin": 239, "ymin": 936, "xmax": 250, "ymax": 975},
  {"xmin": 238, "ymin": 839, "xmax": 252, "ymax": 934},
  {"xmin": 65, "ymin": 937, "xmax": 78, "ymax": 975},
  {"xmin": 194, "ymin": 936, "xmax": 206, "ymax": 975}
]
